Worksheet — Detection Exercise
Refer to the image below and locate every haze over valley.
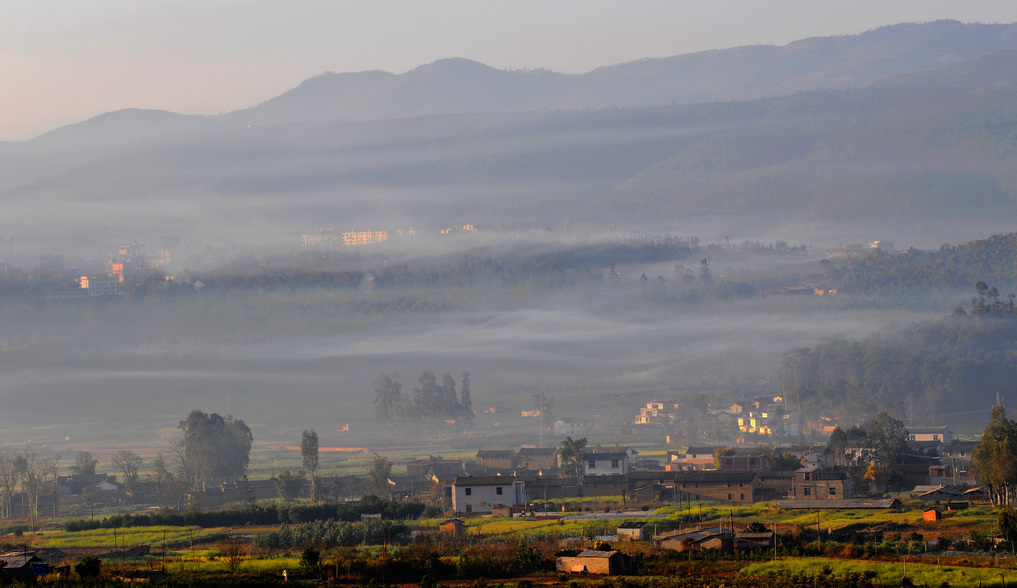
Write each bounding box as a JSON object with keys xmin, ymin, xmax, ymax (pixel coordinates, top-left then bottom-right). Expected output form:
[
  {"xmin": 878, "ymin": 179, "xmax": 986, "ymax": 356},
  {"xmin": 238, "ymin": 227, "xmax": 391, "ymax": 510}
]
[{"xmin": 3, "ymin": 19, "xmax": 1017, "ymax": 456}]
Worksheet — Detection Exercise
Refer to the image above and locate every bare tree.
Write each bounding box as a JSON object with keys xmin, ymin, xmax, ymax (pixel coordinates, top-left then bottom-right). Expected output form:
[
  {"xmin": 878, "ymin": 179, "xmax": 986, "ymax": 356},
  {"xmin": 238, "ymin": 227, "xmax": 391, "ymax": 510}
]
[
  {"xmin": 112, "ymin": 450, "xmax": 144, "ymax": 502},
  {"xmin": 218, "ymin": 536, "xmax": 251, "ymax": 573},
  {"xmin": 15, "ymin": 450, "xmax": 59, "ymax": 531}
]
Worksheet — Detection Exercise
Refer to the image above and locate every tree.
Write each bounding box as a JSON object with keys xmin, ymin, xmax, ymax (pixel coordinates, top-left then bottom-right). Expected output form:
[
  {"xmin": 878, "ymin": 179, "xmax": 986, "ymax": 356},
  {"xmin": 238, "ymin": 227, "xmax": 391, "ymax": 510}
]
[
  {"xmin": 14, "ymin": 450, "xmax": 59, "ymax": 531},
  {"xmin": 866, "ymin": 412, "xmax": 908, "ymax": 467},
  {"xmin": 765, "ymin": 451, "xmax": 803, "ymax": 471},
  {"xmin": 75, "ymin": 555, "xmax": 102, "ymax": 579},
  {"xmin": 373, "ymin": 372, "xmax": 404, "ymax": 426},
  {"xmin": 367, "ymin": 453, "xmax": 393, "ymax": 495},
  {"xmin": 973, "ymin": 406, "xmax": 1017, "ymax": 506},
  {"xmin": 274, "ymin": 471, "xmax": 304, "ymax": 502},
  {"xmin": 0, "ymin": 451, "xmax": 16, "ymax": 520},
  {"xmin": 300, "ymin": 544, "xmax": 323, "ymax": 578},
  {"xmin": 71, "ymin": 451, "xmax": 98, "ymax": 477},
  {"xmin": 301, "ymin": 429, "xmax": 320, "ymax": 502},
  {"xmin": 112, "ymin": 450, "xmax": 144, "ymax": 501},
  {"xmin": 218, "ymin": 537, "xmax": 251, "ymax": 574},
  {"xmin": 559, "ymin": 437, "xmax": 587, "ymax": 484},
  {"xmin": 176, "ymin": 410, "xmax": 253, "ymax": 491}
]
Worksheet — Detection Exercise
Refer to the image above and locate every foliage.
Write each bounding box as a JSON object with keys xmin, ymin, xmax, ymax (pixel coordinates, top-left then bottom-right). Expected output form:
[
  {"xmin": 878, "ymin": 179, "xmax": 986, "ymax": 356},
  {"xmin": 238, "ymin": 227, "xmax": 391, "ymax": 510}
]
[
  {"xmin": 75, "ymin": 554, "xmax": 102, "ymax": 578},
  {"xmin": 253, "ymin": 519, "xmax": 409, "ymax": 549},
  {"xmin": 274, "ymin": 471, "xmax": 304, "ymax": 502},
  {"xmin": 559, "ymin": 437, "xmax": 588, "ymax": 483},
  {"xmin": 64, "ymin": 499, "xmax": 429, "ymax": 531},
  {"xmin": 71, "ymin": 451, "xmax": 99, "ymax": 477},
  {"xmin": 176, "ymin": 410, "xmax": 253, "ymax": 491},
  {"xmin": 374, "ymin": 370, "xmax": 475, "ymax": 436},
  {"xmin": 301, "ymin": 429, "xmax": 319, "ymax": 502},
  {"xmin": 973, "ymin": 406, "xmax": 1017, "ymax": 506}
]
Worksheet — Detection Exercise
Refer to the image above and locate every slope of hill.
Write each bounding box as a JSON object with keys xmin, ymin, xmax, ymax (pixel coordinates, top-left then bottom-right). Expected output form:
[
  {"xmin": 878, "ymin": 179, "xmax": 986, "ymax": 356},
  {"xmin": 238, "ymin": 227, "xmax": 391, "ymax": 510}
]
[{"xmin": 223, "ymin": 20, "xmax": 1017, "ymax": 127}]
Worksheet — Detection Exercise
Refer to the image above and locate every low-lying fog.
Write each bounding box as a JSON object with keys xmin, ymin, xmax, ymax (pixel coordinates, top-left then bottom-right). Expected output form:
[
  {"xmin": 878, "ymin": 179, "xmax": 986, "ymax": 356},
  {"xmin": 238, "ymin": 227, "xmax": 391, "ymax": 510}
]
[{"xmin": 0, "ymin": 286, "xmax": 947, "ymax": 452}]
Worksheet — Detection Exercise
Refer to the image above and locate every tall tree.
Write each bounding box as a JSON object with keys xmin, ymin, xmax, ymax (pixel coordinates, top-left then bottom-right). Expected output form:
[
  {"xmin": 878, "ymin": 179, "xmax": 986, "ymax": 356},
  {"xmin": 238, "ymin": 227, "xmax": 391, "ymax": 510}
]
[
  {"xmin": 973, "ymin": 406, "xmax": 1017, "ymax": 506},
  {"xmin": 15, "ymin": 450, "xmax": 58, "ymax": 531},
  {"xmin": 460, "ymin": 371, "xmax": 474, "ymax": 429},
  {"xmin": 367, "ymin": 453, "xmax": 393, "ymax": 496},
  {"xmin": 301, "ymin": 429, "xmax": 320, "ymax": 502},
  {"xmin": 177, "ymin": 410, "xmax": 253, "ymax": 491},
  {"xmin": 71, "ymin": 451, "xmax": 99, "ymax": 477},
  {"xmin": 0, "ymin": 451, "xmax": 16, "ymax": 520},
  {"xmin": 559, "ymin": 437, "xmax": 588, "ymax": 484},
  {"xmin": 866, "ymin": 412, "xmax": 908, "ymax": 467}
]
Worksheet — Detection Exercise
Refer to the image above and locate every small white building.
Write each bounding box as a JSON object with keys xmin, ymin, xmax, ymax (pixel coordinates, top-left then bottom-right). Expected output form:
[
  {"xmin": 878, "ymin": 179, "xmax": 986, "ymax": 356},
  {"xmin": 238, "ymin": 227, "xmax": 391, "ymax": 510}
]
[
  {"xmin": 451, "ymin": 475, "xmax": 525, "ymax": 515},
  {"xmin": 554, "ymin": 418, "xmax": 592, "ymax": 437},
  {"xmin": 583, "ymin": 452, "xmax": 630, "ymax": 477},
  {"xmin": 908, "ymin": 426, "xmax": 953, "ymax": 444}
]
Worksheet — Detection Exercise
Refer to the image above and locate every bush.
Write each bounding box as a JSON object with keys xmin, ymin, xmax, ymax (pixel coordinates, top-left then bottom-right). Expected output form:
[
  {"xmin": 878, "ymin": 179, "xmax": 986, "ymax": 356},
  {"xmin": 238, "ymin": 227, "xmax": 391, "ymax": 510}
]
[{"xmin": 75, "ymin": 555, "xmax": 102, "ymax": 579}]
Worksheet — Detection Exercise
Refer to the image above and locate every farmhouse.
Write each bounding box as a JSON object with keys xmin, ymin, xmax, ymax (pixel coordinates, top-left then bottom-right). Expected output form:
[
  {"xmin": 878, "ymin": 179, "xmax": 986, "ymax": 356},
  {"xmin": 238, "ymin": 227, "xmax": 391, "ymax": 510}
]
[
  {"xmin": 584, "ymin": 452, "xmax": 630, "ymax": 476},
  {"xmin": 451, "ymin": 475, "xmax": 525, "ymax": 515},
  {"xmin": 617, "ymin": 521, "xmax": 650, "ymax": 541}
]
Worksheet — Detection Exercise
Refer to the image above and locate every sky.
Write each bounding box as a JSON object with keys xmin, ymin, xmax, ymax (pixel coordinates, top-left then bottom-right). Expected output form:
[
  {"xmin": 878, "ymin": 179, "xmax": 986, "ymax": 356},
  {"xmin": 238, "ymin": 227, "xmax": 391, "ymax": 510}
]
[{"xmin": 3, "ymin": 1, "xmax": 1017, "ymax": 142}]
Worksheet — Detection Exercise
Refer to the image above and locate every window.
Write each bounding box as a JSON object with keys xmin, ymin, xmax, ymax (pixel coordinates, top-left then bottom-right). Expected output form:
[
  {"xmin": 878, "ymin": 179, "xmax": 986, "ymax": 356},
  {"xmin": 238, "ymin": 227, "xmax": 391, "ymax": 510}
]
[
  {"xmin": 740, "ymin": 494, "xmax": 745, "ymax": 500},
  {"xmin": 496, "ymin": 487, "xmax": 503, "ymax": 495},
  {"xmin": 933, "ymin": 434, "xmax": 939, "ymax": 441},
  {"xmin": 588, "ymin": 460, "xmax": 596, "ymax": 469},
  {"xmin": 611, "ymin": 460, "xmax": 620, "ymax": 468},
  {"xmin": 803, "ymin": 487, "xmax": 811, "ymax": 496},
  {"xmin": 727, "ymin": 494, "xmax": 732, "ymax": 500},
  {"xmin": 465, "ymin": 488, "xmax": 472, "ymax": 496},
  {"xmin": 829, "ymin": 486, "xmax": 837, "ymax": 496}
]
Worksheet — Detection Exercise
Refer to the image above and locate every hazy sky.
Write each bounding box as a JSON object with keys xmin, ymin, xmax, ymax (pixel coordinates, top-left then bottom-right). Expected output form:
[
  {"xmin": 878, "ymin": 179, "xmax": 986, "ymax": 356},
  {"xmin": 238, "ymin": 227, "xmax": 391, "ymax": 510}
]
[{"xmin": 3, "ymin": 1, "xmax": 1017, "ymax": 142}]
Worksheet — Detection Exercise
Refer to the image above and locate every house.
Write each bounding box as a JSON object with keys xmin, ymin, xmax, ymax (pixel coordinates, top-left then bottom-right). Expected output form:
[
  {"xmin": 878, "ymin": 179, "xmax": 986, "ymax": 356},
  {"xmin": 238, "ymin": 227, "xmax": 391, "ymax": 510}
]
[
  {"xmin": 584, "ymin": 452, "xmax": 630, "ymax": 477},
  {"xmin": 658, "ymin": 527, "xmax": 734, "ymax": 553},
  {"xmin": 556, "ymin": 550, "xmax": 632, "ymax": 575},
  {"xmin": 671, "ymin": 471, "xmax": 760, "ymax": 503},
  {"xmin": 617, "ymin": 521, "xmax": 650, "ymax": 541},
  {"xmin": 582, "ymin": 474, "xmax": 628, "ymax": 497},
  {"xmin": 924, "ymin": 507, "xmax": 942, "ymax": 522},
  {"xmin": 788, "ymin": 467, "xmax": 854, "ymax": 500},
  {"xmin": 406, "ymin": 456, "xmax": 462, "ymax": 477},
  {"xmin": 523, "ymin": 475, "xmax": 579, "ymax": 500},
  {"xmin": 554, "ymin": 418, "xmax": 592, "ymax": 437},
  {"xmin": 451, "ymin": 475, "xmax": 525, "ymax": 515},
  {"xmin": 668, "ymin": 447, "xmax": 718, "ymax": 471},
  {"xmin": 634, "ymin": 401, "xmax": 679, "ymax": 425},
  {"xmin": 475, "ymin": 450, "xmax": 515, "ymax": 470},
  {"xmin": 908, "ymin": 426, "xmax": 953, "ymax": 444},
  {"xmin": 718, "ymin": 450, "xmax": 766, "ymax": 471},
  {"xmin": 516, "ymin": 446, "xmax": 558, "ymax": 470}
]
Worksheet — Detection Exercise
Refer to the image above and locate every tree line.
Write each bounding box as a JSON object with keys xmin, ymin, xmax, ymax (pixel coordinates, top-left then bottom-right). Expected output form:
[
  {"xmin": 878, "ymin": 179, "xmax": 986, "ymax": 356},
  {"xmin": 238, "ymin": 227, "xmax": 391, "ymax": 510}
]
[
  {"xmin": 374, "ymin": 370, "xmax": 474, "ymax": 436},
  {"xmin": 778, "ymin": 286, "xmax": 1017, "ymax": 429}
]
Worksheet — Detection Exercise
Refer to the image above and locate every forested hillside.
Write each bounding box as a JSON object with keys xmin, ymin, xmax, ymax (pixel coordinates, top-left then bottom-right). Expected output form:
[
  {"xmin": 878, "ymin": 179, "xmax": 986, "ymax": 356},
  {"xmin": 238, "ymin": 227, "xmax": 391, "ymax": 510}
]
[{"xmin": 825, "ymin": 232, "xmax": 1017, "ymax": 293}]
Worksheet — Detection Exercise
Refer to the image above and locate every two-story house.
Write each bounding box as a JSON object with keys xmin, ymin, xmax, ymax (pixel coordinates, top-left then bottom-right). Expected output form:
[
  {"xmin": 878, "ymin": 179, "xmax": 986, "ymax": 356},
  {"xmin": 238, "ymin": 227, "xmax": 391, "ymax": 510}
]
[
  {"xmin": 451, "ymin": 475, "xmax": 525, "ymax": 515},
  {"xmin": 583, "ymin": 452, "xmax": 630, "ymax": 477}
]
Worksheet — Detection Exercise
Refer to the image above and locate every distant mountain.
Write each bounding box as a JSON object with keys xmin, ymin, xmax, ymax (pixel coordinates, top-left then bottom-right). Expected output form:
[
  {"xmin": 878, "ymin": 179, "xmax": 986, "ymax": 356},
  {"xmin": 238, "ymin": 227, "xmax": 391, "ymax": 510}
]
[
  {"xmin": 6, "ymin": 20, "xmax": 1017, "ymax": 246},
  {"xmin": 224, "ymin": 20, "xmax": 1017, "ymax": 127}
]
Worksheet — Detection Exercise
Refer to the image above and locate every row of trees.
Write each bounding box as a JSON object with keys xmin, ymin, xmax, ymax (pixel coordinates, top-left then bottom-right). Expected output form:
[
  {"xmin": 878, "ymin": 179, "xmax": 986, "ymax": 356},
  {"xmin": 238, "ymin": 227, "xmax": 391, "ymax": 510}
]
[
  {"xmin": 374, "ymin": 371, "xmax": 474, "ymax": 436},
  {"xmin": 778, "ymin": 288, "xmax": 1017, "ymax": 430}
]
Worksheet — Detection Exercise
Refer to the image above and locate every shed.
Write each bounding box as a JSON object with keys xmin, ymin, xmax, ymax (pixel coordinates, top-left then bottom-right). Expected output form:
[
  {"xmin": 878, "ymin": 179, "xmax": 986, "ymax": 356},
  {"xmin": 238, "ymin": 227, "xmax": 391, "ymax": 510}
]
[
  {"xmin": 617, "ymin": 521, "xmax": 650, "ymax": 541},
  {"xmin": 923, "ymin": 508, "xmax": 942, "ymax": 522},
  {"xmin": 438, "ymin": 518, "xmax": 465, "ymax": 538},
  {"xmin": 555, "ymin": 550, "xmax": 631, "ymax": 575}
]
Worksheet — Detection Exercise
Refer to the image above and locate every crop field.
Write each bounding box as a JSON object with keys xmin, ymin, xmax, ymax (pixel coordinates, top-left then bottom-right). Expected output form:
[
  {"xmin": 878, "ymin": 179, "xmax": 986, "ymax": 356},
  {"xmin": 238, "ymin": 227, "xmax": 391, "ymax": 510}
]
[{"xmin": 741, "ymin": 557, "xmax": 1017, "ymax": 588}]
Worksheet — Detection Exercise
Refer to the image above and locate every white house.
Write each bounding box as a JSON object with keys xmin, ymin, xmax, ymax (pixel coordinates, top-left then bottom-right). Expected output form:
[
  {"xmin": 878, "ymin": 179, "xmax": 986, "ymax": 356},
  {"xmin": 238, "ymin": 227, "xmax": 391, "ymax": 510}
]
[
  {"xmin": 907, "ymin": 426, "xmax": 953, "ymax": 444},
  {"xmin": 583, "ymin": 452, "xmax": 630, "ymax": 477},
  {"xmin": 554, "ymin": 418, "xmax": 592, "ymax": 437},
  {"xmin": 451, "ymin": 475, "xmax": 525, "ymax": 515}
]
